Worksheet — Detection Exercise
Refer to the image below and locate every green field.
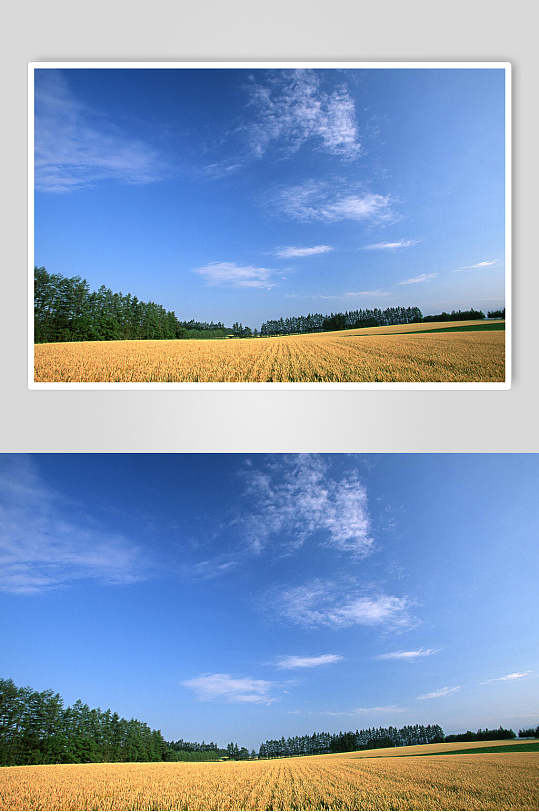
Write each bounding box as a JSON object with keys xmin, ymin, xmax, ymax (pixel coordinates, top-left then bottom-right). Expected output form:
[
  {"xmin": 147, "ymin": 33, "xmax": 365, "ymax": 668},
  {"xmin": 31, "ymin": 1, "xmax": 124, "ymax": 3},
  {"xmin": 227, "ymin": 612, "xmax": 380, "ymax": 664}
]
[
  {"xmin": 345, "ymin": 321, "xmax": 506, "ymax": 338},
  {"xmin": 365, "ymin": 741, "xmax": 539, "ymax": 758}
]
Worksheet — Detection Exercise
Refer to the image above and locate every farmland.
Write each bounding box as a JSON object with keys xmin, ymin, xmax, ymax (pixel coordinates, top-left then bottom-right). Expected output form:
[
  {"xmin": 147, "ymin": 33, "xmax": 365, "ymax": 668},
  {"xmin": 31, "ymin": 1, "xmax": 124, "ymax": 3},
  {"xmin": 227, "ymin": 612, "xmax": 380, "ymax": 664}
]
[
  {"xmin": 33, "ymin": 320, "xmax": 505, "ymax": 383},
  {"xmin": 1, "ymin": 740, "xmax": 537, "ymax": 811}
]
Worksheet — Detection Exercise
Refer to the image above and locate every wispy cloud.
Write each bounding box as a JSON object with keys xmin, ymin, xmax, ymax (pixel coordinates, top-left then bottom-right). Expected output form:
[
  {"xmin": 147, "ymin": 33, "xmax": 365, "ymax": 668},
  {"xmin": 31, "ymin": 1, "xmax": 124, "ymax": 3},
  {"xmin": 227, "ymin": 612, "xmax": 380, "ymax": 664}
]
[
  {"xmin": 277, "ymin": 180, "xmax": 396, "ymax": 225},
  {"xmin": 242, "ymin": 456, "xmax": 373, "ymax": 556},
  {"xmin": 418, "ymin": 686, "xmax": 460, "ymax": 700},
  {"xmin": 323, "ymin": 705, "xmax": 407, "ymax": 716},
  {"xmin": 276, "ymin": 245, "xmax": 333, "ymax": 258},
  {"xmin": 183, "ymin": 557, "xmax": 238, "ymax": 580},
  {"xmin": 481, "ymin": 671, "xmax": 532, "ymax": 685},
  {"xmin": 363, "ymin": 240, "xmax": 419, "ymax": 251},
  {"xmin": 0, "ymin": 456, "xmax": 145, "ymax": 594},
  {"xmin": 193, "ymin": 261, "xmax": 276, "ymax": 289},
  {"xmin": 397, "ymin": 272, "xmax": 438, "ymax": 285},
  {"xmin": 181, "ymin": 673, "xmax": 275, "ymax": 704},
  {"xmin": 202, "ymin": 161, "xmax": 243, "ymax": 180},
  {"xmin": 453, "ymin": 259, "xmax": 499, "ymax": 272},
  {"xmin": 345, "ymin": 289, "xmax": 391, "ymax": 297},
  {"xmin": 277, "ymin": 579, "xmax": 411, "ymax": 630},
  {"xmin": 275, "ymin": 654, "xmax": 343, "ymax": 669},
  {"xmin": 35, "ymin": 71, "xmax": 164, "ymax": 193},
  {"xmin": 376, "ymin": 648, "xmax": 439, "ymax": 661},
  {"xmin": 246, "ymin": 70, "xmax": 361, "ymax": 160}
]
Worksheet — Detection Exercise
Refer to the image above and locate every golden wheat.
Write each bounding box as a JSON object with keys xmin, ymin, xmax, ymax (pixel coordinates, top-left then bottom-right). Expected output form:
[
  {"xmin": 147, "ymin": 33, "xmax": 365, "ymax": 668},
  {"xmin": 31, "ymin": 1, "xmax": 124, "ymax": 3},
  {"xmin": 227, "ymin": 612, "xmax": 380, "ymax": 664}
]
[
  {"xmin": 34, "ymin": 321, "xmax": 505, "ymax": 383},
  {"xmin": 1, "ymin": 743, "xmax": 536, "ymax": 811}
]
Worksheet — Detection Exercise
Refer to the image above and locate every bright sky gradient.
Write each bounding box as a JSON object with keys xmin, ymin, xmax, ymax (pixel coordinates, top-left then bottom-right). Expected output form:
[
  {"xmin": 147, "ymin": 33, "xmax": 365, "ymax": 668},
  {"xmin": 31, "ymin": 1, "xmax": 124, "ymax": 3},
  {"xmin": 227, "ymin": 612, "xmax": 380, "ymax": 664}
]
[
  {"xmin": 1, "ymin": 454, "xmax": 536, "ymax": 749},
  {"xmin": 34, "ymin": 67, "xmax": 506, "ymax": 328}
]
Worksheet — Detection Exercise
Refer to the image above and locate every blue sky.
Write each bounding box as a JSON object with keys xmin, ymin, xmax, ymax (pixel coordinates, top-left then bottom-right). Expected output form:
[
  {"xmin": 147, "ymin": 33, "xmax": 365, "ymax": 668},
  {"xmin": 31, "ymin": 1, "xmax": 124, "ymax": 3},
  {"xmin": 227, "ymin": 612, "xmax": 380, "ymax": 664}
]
[
  {"xmin": 1, "ymin": 454, "xmax": 537, "ymax": 749},
  {"xmin": 34, "ymin": 68, "xmax": 506, "ymax": 328}
]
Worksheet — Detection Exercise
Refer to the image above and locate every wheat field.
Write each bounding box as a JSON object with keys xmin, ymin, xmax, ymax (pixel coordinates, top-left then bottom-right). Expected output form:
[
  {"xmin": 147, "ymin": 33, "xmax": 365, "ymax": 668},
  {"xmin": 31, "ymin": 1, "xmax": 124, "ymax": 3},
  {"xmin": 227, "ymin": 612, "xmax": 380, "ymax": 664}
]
[
  {"xmin": 33, "ymin": 321, "xmax": 505, "ymax": 383},
  {"xmin": 1, "ymin": 741, "xmax": 537, "ymax": 811}
]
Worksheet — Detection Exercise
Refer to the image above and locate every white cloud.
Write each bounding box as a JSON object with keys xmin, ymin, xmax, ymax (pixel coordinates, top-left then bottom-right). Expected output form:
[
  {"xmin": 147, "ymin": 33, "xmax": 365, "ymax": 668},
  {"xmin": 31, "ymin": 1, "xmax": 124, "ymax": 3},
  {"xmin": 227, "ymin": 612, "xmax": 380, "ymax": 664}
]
[
  {"xmin": 278, "ymin": 579, "xmax": 411, "ymax": 629},
  {"xmin": 193, "ymin": 261, "xmax": 276, "ymax": 289},
  {"xmin": 276, "ymin": 245, "xmax": 333, "ymax": 258},
  {"xmin": 417, "ymin": 686, "xmax": 461, "ymax": 700},
  {"xmin": 397, "ymin": 273, "xmax": 438, "ymax": 285},
  {"xmin": 0, "ymin": 456, "xmax": 145, "ymax": 594},
  {"xmin": 35, "ymin": 71, "xmax": 164, "ymax": 193},
  {"xmin": 376, "ymin": 648, "xmax": 439, "ymax": 661},
  {"xmin": 345, "ymin": 289, "xmax": 391, "ymax": 297},
  {"xmin": 323, "ymin": 705, "xmax": 407, "ymax": 716},
  {"xmin": 184, "ymin": 558, "xmax": 238, "ymax": 580},
  {"xmin": 453, "ymin": 259, "xmax": 499, "ymax": 272},
  {"xmin": 275, "ymin": 654, "xmax": 343, "ymax": 669},
  {"xmin": 277, "ymin": 180, "xmax": 396, "ymax": 225},
  {"xmin": 246, "ymin": 70, "xmax": 361, "ymax": 160},
  {"xmin": 481, "ymin": 671, "xmax": 532, "ymax": 685},
  {"xmin": 181, "ymin": 673, "xmax": 275, "ymax": 704},
  {"xmin": 242, "ymin": 455, "xmax": 373, "ymax": 556},
  {"xmin": 363, "ymin": 240, "xmax": 419, "ymax": 250},
  {"xmin": 202, "ymin": 161, "xmax": 243, "ymax": 180}
]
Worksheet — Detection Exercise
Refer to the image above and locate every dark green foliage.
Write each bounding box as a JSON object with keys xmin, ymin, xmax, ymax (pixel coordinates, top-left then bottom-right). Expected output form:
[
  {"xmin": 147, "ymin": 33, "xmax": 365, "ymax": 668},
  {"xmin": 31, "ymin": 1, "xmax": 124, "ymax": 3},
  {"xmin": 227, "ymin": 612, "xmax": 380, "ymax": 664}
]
[
  {"xmin": 488, "ymin": 308, "xmax": 506, "ymax": 319},
  {"xmin": 34, "ymin": 268, "xmax": 238, "ymax": 344},
  {"xmin": 519, "ymin": 725, "xmax": 539, "ymax": 738},
  {"xmin": 422, "ymin": 308, "xmax": 485, "ymax": 322},
  {"xmin": 0, "ymin": 678, "xmax": 245, "ymax": 767},
  {"xmin": 258, "ymin": 724, "xmax": 445, "ymax": 758},
  {"xmin": 445, "ymin": 726, "xmax": 516, "ymax": 742},
  {"xmin": 260, "ymin": 307, "xmax": 424, "ymax": 336}
]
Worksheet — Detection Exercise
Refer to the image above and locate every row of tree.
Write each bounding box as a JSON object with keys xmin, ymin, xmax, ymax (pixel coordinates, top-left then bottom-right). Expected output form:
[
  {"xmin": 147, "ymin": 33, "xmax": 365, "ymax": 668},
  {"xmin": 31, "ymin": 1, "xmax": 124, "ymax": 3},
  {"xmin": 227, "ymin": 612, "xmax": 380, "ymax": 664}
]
[
  {"xmin": 0, "ymin": 678, "xmax": 246, "ymax": 767},
  {"xmin": 1, "ymin": 678, "xmax": 529, "ymax": 767},
  {"xmin": 444, "ymin": 726, "xmax": 516, "ymax": 742},
  {"xmin": 34, "ymin": 268, "xmax": 236, "ymax": 344},
  {"xmin": 422, "ymin": 308, "xmax": 486, "ymax": 323},
  {"xmin": 519, "ymin": 725, "xmax": 539, "ymax": 738},
  {"xmin": 258, "ymin": 725, "xmax": 445, "ymax": 758},
  {"xmin": 260, "ymin": 307, "xmax": 424, "ymax": 336},
  {"xmin": 34, "ymin": 267, "xmax": 504, "ymax": 344}
]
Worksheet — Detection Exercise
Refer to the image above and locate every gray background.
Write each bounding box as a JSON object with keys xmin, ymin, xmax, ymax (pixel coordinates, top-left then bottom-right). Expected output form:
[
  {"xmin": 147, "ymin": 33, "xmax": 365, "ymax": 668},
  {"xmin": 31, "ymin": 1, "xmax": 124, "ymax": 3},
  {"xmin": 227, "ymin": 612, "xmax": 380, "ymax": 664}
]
[{"xmin": 1, "ymin": 0, "xmax": 537, "ymax": 452}]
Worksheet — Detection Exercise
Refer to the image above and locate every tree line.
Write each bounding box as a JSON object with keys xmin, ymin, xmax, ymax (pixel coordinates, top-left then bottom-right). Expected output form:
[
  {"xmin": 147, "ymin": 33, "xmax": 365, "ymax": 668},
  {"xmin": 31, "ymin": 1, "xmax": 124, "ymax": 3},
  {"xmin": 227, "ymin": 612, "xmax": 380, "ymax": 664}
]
[
  {"xmin": 258, "ymin": 724, "xmax": 445, "ymax": 759},
  {"xmin": 34, "ymin": 266, "xmax": 504, "ymax": 344},
  {"xmin": 518, "ymin": 725, "xmax": 539, "ymax": 738},
  {"xmin": 260, "ymin": 307, "xmax": 424, "ymax": 336},
  {"xmin": 34, "ymin": 268, "xmax": 237, "ymax": 344},
  {"xmin": 0, "ymin": 678, "xmax": 245, "ymax": 767},
  {"xmin": 259, "ymin": 306, "xmax": 504, "ymax": 336},
  {"xmin": 1, "ymin": 678, "xmax": 532, "ymax": 767}
]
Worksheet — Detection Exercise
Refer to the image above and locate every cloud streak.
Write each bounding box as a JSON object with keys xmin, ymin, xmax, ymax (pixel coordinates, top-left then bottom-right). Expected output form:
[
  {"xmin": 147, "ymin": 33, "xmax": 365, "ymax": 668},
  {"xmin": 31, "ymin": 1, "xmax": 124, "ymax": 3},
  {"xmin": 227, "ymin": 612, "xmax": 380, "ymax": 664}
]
[
  {"xmin": 481, "ymin": 671, "xmax": 532, "ymax": 685},
  {"xmin": 276, "ymin": 245, "xmax": 333, "ymax": 258},
  {"xmin": 397, "ymin": 273, "xmax": 438, "ymax": 285},
  {"xmin": 417, "ymin": 686, "xmax": 460, "ymax": 700},
  {"xmin": 376, "ymin": 648, "xmax": 439, "ymax": 661},
  {"xmin": 275, "ymin": 654, "xmax": 343, "ymax": 669},
  {"xmin": 363, "ymin": 240, "xmax": 419, "ymax": 251},
  {"xmin": 181, "ymin": 673, "xmax": 275, "ymax": 704},
  {"xmin": 453, "ymin": 259, "xmax": 499, "ymax": 272},
  {"xmin": 35, "ymin": 71, "xmax": 164, "ymax": 193},
  {"xmin": 193, "ymin": 261, "xmax": 276, "ymax": 289},
  {"xmin": 0, "ymin": 456, "xmax": 145, "ymax": 594}
]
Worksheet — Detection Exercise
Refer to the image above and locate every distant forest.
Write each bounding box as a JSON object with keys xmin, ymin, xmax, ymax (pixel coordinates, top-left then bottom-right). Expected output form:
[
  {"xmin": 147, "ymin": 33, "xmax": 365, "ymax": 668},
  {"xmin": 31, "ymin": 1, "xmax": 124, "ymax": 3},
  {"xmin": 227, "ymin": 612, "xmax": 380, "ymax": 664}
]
[
  {"xmin": 1, "ymin": 678, "xmax": 530, "ymax": 767},
  {"xmin": 34, "ymin": 267, "xmax": 503, "ymax": 344},
  {"xmin": 0, "ymin": 678, "xmax": 249, "ymax": 767},
  {"xmin": 34, "ymin": 268, "xmax": 235, "ymax": 344}
]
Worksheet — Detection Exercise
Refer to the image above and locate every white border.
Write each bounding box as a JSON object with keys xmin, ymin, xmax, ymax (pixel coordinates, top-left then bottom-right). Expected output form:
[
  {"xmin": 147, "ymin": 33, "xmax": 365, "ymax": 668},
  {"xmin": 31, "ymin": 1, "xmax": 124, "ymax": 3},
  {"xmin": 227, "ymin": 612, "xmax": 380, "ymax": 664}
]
[{"xmin": 28, "ymin": 61, "xmax": 511, "ymax": 390}]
